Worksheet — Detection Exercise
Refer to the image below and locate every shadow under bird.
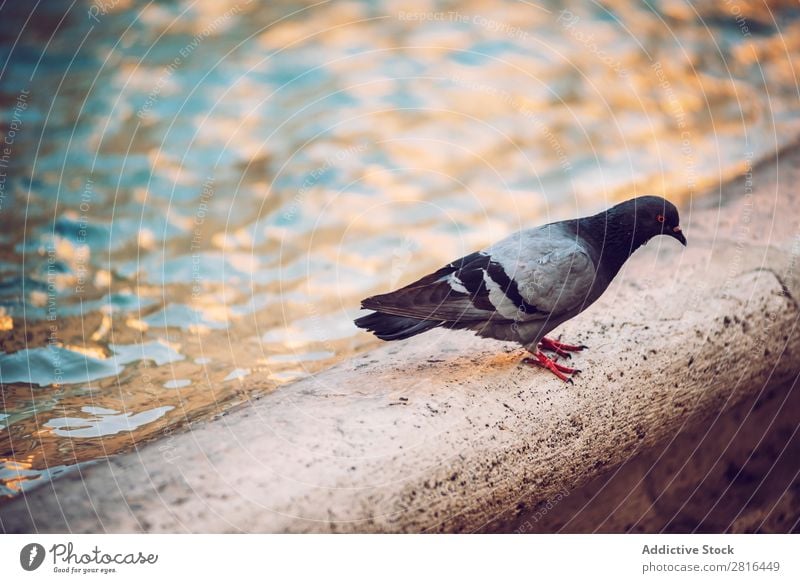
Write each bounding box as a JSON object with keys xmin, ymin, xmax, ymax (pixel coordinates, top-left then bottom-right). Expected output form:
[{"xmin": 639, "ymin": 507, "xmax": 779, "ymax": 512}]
[{"xmin": 355, "ymin": 196, "xmax": 686, "ymax": 382}]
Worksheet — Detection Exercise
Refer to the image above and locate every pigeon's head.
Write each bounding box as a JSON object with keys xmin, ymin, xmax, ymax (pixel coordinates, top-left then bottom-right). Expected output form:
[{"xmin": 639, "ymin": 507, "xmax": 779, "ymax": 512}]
[{"xmin": 617, "ymin": 195, "xmax": 687, "ymax": 247}]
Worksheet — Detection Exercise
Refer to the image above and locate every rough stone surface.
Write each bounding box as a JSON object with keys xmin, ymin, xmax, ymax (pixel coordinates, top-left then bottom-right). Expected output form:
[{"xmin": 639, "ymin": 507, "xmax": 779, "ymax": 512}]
[
  {"xmin": 486, "ymin": 377, "xmax": 800, "ymax": 533},
  {"xmin": 2, "ymin": 147, "xmax": 799, "ymax": 533}
]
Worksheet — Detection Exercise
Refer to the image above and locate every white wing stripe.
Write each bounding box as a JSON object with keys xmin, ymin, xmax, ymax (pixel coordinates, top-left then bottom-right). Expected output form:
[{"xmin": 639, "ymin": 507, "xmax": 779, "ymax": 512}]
[{"xmin": 482, "ymin": 268, "xmax": 523, "ymax": 320}]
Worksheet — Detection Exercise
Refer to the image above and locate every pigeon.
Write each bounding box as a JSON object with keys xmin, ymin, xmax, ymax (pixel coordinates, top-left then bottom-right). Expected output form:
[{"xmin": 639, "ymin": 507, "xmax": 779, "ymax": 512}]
[{"xmin": 354, "ymin": 195, "xmax": 686, "ymax": 382}]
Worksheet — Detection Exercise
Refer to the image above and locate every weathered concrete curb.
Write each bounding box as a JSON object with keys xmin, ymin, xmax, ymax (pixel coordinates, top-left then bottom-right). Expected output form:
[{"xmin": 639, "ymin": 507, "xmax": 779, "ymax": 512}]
[{"xmin": 2, "ymin": 148, "xmax": 799, "ymax": 533}]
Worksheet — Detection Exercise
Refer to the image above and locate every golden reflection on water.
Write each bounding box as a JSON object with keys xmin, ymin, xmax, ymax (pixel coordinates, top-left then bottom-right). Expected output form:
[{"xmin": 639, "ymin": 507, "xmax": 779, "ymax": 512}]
[{"xmin": 1, "ymin": 0, "xmax": 799, "ymax": 498}]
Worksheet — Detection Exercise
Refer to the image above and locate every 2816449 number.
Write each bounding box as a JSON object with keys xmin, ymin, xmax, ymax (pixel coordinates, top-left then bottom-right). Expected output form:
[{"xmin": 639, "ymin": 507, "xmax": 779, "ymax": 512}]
[{"xmin": 729, "ymin": 561, "xmax": 780, "ymax": 572}]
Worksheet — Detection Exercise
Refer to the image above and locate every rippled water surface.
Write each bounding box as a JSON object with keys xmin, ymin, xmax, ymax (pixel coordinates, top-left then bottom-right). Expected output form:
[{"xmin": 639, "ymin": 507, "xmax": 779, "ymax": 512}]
[{"xmin": 1, "ymin": 0, "xmax": 799, "ymax": 498}]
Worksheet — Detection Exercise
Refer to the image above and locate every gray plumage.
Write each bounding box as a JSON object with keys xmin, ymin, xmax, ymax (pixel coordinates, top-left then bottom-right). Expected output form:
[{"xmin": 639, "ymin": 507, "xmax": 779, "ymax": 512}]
[{"xmin": 355, "ymin": 196, "xmax": 686, "ymax": 355}]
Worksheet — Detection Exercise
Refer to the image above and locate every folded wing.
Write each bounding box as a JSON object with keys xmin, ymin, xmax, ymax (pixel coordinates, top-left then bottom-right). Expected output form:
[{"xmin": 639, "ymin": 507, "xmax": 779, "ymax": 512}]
[{"xmin": 360, "ymin": 226, "xmax": 597, "ymax": 326}]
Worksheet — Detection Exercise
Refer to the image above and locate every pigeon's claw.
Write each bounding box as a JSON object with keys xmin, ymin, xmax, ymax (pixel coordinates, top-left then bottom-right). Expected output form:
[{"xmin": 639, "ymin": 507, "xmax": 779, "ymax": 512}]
[
  {"xmin": 538, "ymin": 341, "xmax": 570, "ymax": 358},
  {"xmin": 539, "ymin": 337, "xmax": 588, "ymax": 356},
  {"xmin": 523, "ymin": 352, "xmax": 581, "ymax": 383}
]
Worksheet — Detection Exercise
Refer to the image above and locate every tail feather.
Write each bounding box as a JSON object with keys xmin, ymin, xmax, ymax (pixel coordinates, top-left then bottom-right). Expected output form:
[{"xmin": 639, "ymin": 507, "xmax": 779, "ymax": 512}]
[{"xmin": 354, "ymin": 311, "xmax": 440, "ymax": 341}]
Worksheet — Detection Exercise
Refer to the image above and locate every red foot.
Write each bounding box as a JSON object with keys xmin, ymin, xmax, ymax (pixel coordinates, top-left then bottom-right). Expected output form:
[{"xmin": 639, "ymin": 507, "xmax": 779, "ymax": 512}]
[
  {"xmin": 522, "ymin": 352, "xmax": 581, "ymax": 384},
  {"xmin": 539, "ymin": 336, "xmax": 588, "ymax": 358}
]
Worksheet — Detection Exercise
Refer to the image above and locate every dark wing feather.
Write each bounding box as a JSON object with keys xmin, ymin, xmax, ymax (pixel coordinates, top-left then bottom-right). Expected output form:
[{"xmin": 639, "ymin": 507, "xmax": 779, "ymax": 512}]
[{"xmin": 360, "ymin": 252, "xmax": 504, "ymax": 322}]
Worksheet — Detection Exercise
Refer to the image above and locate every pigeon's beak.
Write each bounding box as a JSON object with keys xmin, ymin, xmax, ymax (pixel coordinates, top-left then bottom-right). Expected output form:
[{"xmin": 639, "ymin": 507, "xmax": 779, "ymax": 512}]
[{"xmin": 671, "ymin": 225, "xmax": 687, "ymax": 246}]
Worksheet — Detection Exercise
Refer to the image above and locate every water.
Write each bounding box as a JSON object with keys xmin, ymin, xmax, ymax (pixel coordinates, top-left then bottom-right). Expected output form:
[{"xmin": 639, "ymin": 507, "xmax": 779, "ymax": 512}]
[{"xmin": 1, "ymin": 0, "xmax": 799, "ymax": 499}]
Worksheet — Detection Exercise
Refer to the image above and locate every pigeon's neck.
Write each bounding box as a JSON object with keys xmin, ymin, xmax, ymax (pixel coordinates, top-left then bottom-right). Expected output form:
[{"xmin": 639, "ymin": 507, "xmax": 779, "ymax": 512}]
[{"xmin": 576, "ymin": 209, "xmax": 651, "ymax": 277}]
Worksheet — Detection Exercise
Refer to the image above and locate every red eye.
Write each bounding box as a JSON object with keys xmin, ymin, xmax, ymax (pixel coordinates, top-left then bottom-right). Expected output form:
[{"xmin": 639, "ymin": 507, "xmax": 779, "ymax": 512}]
[{"xmin": 656, "ymin": 214, "xmax": 665, "ymax": 223}]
